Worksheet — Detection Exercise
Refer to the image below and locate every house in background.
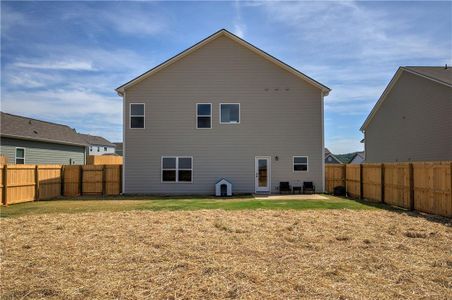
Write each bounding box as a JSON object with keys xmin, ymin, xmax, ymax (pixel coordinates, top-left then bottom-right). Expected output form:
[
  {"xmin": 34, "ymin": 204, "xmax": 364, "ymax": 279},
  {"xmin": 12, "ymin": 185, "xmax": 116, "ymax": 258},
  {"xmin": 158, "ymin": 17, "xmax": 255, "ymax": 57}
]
[
  {"xmin": 79, "ymin": 133, "xmax": 115, "ymax": 156},
  {"xmin": 349, "ymin": 151, "xmax": 365, "ymax": 164},
  {"xmin": 324, "ymin": 148, "xmax": 342, "ymax": 164},
  {"xmin": 113, "ymin": 142, "xmax": 123, "ymax": 156},
  {"xmin": 0, "ymin": 112, "xmax": 87, "ymax": 164},
  {"xmin": 361, "ymin": 66, "xmax": 451, "ymax": 163},
  {"xmin": 116, "ymin": 29, "xmax": 330, "ymax": 195}
]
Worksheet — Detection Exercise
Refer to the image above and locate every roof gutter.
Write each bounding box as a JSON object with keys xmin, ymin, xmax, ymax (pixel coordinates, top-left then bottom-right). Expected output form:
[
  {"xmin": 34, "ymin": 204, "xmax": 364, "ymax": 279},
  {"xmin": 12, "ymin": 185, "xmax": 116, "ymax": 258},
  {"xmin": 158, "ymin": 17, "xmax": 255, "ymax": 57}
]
[{"xmin": 0, "ymin": 133, "xmax": 88, "ymax": 148}]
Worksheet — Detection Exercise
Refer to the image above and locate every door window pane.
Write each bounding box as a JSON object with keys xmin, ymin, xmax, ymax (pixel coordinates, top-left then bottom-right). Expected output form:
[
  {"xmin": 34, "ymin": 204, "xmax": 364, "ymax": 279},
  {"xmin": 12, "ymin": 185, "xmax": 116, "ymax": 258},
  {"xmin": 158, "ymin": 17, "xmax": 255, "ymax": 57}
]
[{"xmin": 258, "ymin": 159, "xmax": 267, "ymax": 187}]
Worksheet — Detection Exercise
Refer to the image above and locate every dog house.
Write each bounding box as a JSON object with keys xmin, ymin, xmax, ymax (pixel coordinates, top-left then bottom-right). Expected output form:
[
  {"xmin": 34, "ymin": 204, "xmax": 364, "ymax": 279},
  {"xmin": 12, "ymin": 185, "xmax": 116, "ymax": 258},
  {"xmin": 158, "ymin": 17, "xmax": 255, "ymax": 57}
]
[{"xmin": 215, "ymin": 179, "xmax": 232, "ymax": 197}]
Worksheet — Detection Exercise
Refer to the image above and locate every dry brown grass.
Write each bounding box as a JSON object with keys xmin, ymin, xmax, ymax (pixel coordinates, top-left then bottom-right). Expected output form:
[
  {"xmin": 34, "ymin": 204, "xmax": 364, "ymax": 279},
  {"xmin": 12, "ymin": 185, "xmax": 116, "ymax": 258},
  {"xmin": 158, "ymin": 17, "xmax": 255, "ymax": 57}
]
[{"xmin": 1, "ymin": 210, "xmax": 451, "ymax": 299}]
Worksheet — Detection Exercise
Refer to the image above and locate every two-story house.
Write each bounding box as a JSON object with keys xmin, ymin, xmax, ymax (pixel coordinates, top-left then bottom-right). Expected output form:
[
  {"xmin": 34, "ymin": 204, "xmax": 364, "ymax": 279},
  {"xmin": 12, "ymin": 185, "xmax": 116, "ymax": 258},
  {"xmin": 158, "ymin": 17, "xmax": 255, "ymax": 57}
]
[
  {"xmin": 79, "ymin": 133, "xmax": 116, "ymax": 156},
  {"xmin": 116, "ymin": 29, "xmax": 330, "ymax": 195},
  {"xmin": 361, "ymin": 66, "xmax": 451, "ymax": 162}
]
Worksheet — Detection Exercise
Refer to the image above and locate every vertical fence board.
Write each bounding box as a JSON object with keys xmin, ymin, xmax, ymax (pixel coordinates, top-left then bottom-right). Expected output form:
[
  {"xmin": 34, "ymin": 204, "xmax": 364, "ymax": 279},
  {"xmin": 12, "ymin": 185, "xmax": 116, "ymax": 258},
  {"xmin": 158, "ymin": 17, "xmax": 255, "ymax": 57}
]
[
  {"xmin": 383, "ymin": 163, "xmax": 410, "ymax": 209},
  {"xmin": 346, "ymin": 164, "xmax": 361, "ymax": 198},
  {"xmin": 0, "ymin": 165, "xmax": 4, "ymax": 205},
  {"xmin": 413, "ymin": 162, "xmax": 451, "ymax": 218},
  {"xmin": 82, "ymin": 165, "xmax": 103, "ymax": 195},
  {"xmin": 63, "ymin": 165, "xmax": 81, "ymax": 196},
  {"xmin": 38, "ymin": 165, "xmax": 62, "ymax": 200},
  {"xmin": 6, "ymin": 165, "xmax": 36, "ymax": 204},
  {"xmin": 362, "ymin": 164, "xmax": 382, "ymax": 202},
  {"xmin": 105, "ymin": 165, "xmax": 121, "ymax": 195},
  {"xmin": 325, "ymin": 165, "xmax": 346, "ymax": 193}
]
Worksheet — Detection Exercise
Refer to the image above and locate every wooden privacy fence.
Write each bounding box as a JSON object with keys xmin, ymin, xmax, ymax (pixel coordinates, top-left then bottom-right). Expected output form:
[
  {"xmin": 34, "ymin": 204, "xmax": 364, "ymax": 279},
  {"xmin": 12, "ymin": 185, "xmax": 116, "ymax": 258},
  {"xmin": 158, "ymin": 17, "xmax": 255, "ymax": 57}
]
[
  {"xmin": 86, "ymin": 155, "xmax": 123, "ymax": 165},
  {"xmin": 325, "ymin": 162, "xmax": 452, "ymax": 218},
  {"xmin": 1, "ymin": 164, "xmax": 122, "ymax": 206}
]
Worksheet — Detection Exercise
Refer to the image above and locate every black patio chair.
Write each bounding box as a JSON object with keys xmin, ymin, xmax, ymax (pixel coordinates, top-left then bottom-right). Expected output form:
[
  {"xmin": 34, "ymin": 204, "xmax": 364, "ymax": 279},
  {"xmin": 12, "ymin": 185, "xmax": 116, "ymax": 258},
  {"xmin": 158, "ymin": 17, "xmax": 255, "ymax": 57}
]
[
  {"xmin": 279, "ymin": 182, "xmax": 292, "ymax": 194},
  {"xmin": 303, "ymin": 181, "xmax": 315, "ymax": 194}
]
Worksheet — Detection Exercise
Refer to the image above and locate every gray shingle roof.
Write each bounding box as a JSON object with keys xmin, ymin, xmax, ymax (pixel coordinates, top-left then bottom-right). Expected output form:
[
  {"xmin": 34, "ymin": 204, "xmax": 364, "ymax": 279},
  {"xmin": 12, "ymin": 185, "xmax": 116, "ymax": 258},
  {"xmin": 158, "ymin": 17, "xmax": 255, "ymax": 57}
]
[
  {"xmin": 0, "ymin": 112, "xmax": 87, "ymax": 146},
  {"xmin": 79, "ymin": 133, "xmax": 115, "ymax": 147},
  {"xmin": 403, "ymin": 66, "xmax": 452, "ymax": 85}
]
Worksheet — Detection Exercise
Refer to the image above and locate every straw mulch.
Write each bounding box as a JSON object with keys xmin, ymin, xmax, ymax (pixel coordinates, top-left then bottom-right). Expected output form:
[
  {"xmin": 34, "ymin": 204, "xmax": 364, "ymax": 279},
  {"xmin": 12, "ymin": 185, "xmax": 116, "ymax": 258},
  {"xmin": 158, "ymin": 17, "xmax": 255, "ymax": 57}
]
[{"xmin": 1, "ymin": 210, "xmax": 451, "ymax": 299}]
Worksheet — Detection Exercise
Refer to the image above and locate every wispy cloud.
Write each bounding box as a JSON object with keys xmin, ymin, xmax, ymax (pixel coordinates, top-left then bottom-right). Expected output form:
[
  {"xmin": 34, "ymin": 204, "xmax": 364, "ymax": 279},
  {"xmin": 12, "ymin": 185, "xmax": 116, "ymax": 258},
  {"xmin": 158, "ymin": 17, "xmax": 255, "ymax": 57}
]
[
  {"xmin": 233, "ymin": 0, "xmax": 246, "ymax": 38},
  {"xmin": 14, "ymin": 60, "xmax": 95, "ymax": 71}
]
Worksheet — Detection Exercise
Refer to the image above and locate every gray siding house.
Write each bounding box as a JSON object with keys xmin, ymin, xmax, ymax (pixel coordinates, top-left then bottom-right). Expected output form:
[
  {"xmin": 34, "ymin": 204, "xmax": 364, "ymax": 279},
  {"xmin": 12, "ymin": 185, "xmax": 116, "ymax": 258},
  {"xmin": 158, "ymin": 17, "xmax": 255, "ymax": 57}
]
[
  {"xmin": 79, "ymin": 133, "xmax": 116, "ymax": 156},
  {"xmin": 361, "ymin": 66, "xmax": 451, "ymax": 163},
  {"xmin": 0, "ymin": 112, "xmax": 87, "ymax": 164},
  {"xmin": 116, "ymin": 29, "xmax": 330, "ymax": 195}
]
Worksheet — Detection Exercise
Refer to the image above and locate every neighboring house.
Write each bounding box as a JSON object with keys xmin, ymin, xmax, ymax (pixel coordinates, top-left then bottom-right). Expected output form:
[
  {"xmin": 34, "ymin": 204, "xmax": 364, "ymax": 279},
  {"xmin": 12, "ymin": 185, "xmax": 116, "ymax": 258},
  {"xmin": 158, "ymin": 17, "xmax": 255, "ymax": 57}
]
[
  {"xmin": 324, "ymin": 148, "xmax": 342, "ymax": 164},
  {"xmin": 116, "ymin": 29, "xmax": 330, "ymax": 195},
  {"xmin": 349, "ymin": 151, "xmax": 365, "ymax": 164},
  {"xmin": 79, "ymin": 133, "xmax": 115, "ymax": 155},
  {"xmin": 113, "ymin": 142, "xmax": 123, "ymax": 156},
  {"xmin": 0, "ymin": 112, "xmax": 87, "ymax": 164},
  {"xmin": 361, "ymin": 66, "xmax": 451, "ymax": 163}
]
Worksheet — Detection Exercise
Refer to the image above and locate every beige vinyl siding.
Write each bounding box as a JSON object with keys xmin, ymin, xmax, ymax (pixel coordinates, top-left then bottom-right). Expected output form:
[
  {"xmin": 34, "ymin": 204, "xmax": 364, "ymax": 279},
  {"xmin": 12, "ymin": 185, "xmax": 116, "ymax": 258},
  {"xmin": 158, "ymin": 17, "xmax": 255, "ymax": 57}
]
[
  {"xmin": 0, "ymin": 137, "xmax": 86, "ymax": 164},
  {"xmin": 123, "ymin": 36, "xmax": 323, "ymax": 194},
  {"xmin": 365, "ymin": 71, "xmax": 452, "ymax": 163}
]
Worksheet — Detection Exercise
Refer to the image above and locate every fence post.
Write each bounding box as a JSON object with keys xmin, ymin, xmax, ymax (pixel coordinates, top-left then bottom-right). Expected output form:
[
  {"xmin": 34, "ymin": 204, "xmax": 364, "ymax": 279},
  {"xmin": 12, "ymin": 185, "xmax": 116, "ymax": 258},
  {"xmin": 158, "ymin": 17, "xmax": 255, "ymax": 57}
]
[
  {"xmin": 409, "ymin": 163, "xmax": 414, "ymax": 211},
  {"xmin": 119, "ymin": 164, "xmax": 123, "ymax": 194},
  {"xmin": 102, "ymin": 165, "xmax": 106, "ymax": 195},
  {"xmin": 359, "ymin": 164, "xmax": 363, "ymax": 200},
  {"xmin": 381, "ymin": 163, "xmax": 385, "ymax": 204},
  {"xmin": 2, "ymin": 165, "xmax": 7, "ymax": 206},
  {"xmin": 35, "ymin": 165, "xmax": 39, "ymax": 201},
  {"xmin": 60, "ymin": 165, "xmax": 65, "ymax": 196},
  {"xmin": 79, "ymin": 165, "xmax": 83, "ymax": 196}
]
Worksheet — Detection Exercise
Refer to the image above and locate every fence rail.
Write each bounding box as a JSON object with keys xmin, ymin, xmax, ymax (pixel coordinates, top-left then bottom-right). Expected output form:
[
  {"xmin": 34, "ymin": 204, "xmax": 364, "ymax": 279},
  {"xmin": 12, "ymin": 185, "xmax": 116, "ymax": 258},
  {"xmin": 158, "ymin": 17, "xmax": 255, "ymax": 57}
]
[
  {"xmin": 1, "ymin": 164, "xmax": 122, "ymax": 206},
  {"xmin": 326, "ymin": 162, "xmax": 452, "ymax": 218}
]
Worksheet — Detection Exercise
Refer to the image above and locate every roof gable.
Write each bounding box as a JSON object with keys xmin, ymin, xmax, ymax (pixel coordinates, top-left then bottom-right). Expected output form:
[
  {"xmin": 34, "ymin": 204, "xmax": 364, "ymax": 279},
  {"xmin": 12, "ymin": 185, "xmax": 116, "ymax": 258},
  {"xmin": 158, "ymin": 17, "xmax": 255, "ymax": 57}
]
[
  {"xmin": 360, "ymin": 66, "xmax": 452, "ymax": 131},
  {"xmin": 116, "ymin": 29, "xmax": 330, "ymax": 95}
]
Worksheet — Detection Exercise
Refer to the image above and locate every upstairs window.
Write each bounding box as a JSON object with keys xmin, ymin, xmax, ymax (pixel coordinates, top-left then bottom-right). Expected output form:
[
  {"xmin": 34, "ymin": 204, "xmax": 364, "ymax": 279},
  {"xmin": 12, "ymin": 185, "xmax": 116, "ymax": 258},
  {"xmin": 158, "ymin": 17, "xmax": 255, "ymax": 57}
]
[
  {"xmin": 197, "ymin": 103, "xmax": 212, "ymax": 129},
  {"xmin": 220, "ymin": 103, "xmax": 240, "ymax": 124},
  {"xmin": 15, "ymin": 148, "xmax": 25, "ymax": 164},
  {"xmin": 130, "ymin": 103, "xmax": 145, "ymax": 128},
  {"xmin": 293, "ymin": 156, "xmax": 308, "ymax": 172},
  {"xmin": 162, "ymin": 156, "xmax": 193, "ymax": 183}
]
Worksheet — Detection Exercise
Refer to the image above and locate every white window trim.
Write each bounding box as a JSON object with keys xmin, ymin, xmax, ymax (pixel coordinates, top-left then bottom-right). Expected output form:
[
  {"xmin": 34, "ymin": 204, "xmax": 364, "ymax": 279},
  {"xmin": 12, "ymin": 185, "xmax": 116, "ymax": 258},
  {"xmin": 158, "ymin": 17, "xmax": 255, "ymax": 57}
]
[
  {"xmin": 219, "ymin": 103, "xmax": 240, "ymax": 124},
  {"xmin": 293, "ymin": 156, "xmax": 309, "ymax": 172},
  {"xmin": 196, "ymin": 103, "xmax": 212, "ymax": 129},
  {"xmin": 15, "ymin": 147, "xmax": 25, "ymax": 164},
  {"xmin": 161, "ymin": 156, "xmax": 193, "ymax": 183},
  {"xmin": 129, "ymin": 103, "xmax": 145, "ymax": 129}
]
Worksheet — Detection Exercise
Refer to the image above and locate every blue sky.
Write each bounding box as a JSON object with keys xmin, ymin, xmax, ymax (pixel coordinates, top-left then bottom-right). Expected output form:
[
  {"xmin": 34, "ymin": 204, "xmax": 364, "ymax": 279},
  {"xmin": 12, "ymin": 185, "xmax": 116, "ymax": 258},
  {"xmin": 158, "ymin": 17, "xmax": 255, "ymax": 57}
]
[{"xmin": 1, "ymin": 1, "xmax": 451, "ymax": 153}]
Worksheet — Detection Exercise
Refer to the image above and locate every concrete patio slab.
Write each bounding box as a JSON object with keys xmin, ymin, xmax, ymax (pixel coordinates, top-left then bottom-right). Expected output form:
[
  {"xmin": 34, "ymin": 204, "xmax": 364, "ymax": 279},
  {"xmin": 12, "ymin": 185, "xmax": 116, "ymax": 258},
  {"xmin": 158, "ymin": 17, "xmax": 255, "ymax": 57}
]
[{"xmin": 254, "ymin": 194, "xmax": 329, "ymax": 200}]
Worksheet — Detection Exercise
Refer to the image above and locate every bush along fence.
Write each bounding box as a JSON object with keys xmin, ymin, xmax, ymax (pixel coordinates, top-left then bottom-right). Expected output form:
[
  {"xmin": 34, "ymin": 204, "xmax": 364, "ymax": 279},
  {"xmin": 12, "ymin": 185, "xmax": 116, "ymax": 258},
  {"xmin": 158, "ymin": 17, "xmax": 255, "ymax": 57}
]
[
  {"xmin": 325, "ymin": 162, "xmax": 452, "ymax": 218},
  {"xmin": 1, "ymin": 164, "xmax": 122, "ymax": 206}
]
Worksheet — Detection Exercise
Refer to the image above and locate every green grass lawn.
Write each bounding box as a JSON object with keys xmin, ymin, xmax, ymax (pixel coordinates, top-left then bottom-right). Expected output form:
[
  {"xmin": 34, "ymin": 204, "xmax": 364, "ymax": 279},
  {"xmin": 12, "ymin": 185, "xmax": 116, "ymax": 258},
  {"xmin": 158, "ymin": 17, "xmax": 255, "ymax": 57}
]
[{"xmin": 0, "ymin": 195, "xmax": 382, "ymax": 218}]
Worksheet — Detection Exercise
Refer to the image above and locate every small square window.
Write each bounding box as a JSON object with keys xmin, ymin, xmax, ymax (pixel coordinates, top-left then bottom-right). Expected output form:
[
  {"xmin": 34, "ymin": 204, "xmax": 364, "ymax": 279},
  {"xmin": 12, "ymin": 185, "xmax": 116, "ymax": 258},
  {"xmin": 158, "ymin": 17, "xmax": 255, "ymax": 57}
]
[
  {"xmin": 293, "ymin": 156, "xmax": 308, "ymax": 172},
  {"xmin": 220, "ymin": 104, "xmax": 240, "ymax": 124}
]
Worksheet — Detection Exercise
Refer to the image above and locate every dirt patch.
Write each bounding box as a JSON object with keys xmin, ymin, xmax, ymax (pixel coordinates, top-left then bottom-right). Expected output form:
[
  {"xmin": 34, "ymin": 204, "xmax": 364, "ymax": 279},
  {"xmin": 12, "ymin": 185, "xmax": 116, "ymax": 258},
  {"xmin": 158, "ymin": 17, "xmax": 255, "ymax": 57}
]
[{"xmin": 1, "ymin": 210, "xmax": 451, "ymax": 299}]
